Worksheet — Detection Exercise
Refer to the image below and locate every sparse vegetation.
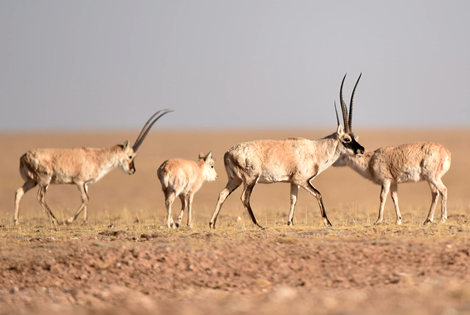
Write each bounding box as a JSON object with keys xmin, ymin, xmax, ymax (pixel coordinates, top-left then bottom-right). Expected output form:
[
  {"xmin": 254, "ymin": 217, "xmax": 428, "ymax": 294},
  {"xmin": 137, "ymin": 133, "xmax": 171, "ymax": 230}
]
[{"xmin": 0, "ymin": 130, "xmax": 469, "ymax": 314}]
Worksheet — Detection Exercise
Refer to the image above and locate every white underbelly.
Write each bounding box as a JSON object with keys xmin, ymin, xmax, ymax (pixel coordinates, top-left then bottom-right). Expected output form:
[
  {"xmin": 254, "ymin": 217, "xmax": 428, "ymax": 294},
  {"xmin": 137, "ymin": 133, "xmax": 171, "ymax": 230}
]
[{"xmin": 258, "ymin": 174, "xmax": 291, "ymax": 184}]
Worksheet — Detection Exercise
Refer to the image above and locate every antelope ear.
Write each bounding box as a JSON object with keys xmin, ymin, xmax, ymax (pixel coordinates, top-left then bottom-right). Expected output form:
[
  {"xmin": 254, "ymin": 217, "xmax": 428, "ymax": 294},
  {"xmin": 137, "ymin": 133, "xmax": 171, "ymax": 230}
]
[
  {"xmin": 123, "ymin": 140, "xmax": 129, "ymax": 149},
  {"xmin": 336, "ymin": 124, "xmax": 344, "ymax": 135},
  {"xmin": 198, "ymin": 152, "xmax": 205, "ymax": 160},
  {"xmin": 205, "ymin": 152, "xmax": 213, "ymax": 161}
]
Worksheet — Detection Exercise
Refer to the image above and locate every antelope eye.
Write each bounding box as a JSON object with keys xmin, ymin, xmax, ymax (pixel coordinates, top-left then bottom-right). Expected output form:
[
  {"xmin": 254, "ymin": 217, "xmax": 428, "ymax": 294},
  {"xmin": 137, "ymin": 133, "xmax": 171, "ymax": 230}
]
[
  {"xmin": 128, "ymin": 155, "xmax": 133, "ymax": 159},
  {"xmin": 342, "ymin": 137, "xmax": 351, "ymax": 143},
  {"xmin": 211, "ymin": 165, "xmax": 214, "ymax": 168}
]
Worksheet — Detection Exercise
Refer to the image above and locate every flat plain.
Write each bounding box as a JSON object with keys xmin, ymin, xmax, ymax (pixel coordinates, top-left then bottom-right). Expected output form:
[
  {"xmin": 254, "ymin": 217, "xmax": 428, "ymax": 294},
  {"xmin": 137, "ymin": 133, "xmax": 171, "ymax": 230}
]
[{"xmin": 0, "ymin": 129, "xmax": 469, "ymax": 314}]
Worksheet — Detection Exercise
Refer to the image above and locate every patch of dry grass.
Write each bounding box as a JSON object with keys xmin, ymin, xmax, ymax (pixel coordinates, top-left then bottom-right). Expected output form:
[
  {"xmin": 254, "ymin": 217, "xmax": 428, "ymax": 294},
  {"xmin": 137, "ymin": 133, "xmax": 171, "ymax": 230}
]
[{"xmin": 0, "ymin": 203, "xmax": 468, "ymax": 250}]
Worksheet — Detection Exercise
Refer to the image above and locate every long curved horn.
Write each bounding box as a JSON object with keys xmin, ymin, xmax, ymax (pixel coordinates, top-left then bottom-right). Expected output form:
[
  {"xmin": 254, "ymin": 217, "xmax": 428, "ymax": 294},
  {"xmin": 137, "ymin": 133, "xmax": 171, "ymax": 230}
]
[
  {"xmin": 339, "ymin": 73, "xmax": 350, "ymax": 132},
  {"xmin": 348, "ymin": 73, "xmax": 362, "ymax": 131},
  {"xmin": 334, "ymin": 101, "xmax": 340, "ymax": 126},
  {"xmin": 134, "ymin": 110, "xmax": 164, "ymax": 147},
  {"xmin": 132, "ymin": 109, "xmax": 173, "ymax": 152}
]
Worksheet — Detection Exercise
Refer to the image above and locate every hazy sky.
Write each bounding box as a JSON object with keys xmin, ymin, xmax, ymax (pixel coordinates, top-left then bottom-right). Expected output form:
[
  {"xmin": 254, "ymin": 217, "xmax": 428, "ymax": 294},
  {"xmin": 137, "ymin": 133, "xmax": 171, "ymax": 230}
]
[{"xmin": 1, "ymin": 1, "xmax": 469, "ymax": 131}]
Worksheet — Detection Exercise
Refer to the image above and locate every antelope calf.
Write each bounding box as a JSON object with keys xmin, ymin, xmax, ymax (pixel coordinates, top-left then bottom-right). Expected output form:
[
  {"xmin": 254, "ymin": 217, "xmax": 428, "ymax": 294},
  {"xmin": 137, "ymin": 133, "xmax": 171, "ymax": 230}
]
[
  {"xmin": 158, "ymin": 152, "xmax": 217, "ymax": 228},
  {"xmin": 14, "ymin": 110, "xmax": 172, "ymax": 226},
  {"xmin": 209, "ymin": 74, "xmax": 365, "ymax": 229},
  {"xmin": 333, "ymin": 142, "xmax": 451, "ymax": 225}
]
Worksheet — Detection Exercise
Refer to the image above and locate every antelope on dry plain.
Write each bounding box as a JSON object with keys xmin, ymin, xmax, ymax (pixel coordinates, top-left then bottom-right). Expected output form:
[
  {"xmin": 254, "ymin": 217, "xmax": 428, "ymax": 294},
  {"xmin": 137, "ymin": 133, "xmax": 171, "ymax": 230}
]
[
  {"xmin": 157, "ymin": 152, "xmax": 217, "ymax": 228},
  {"xmin": 333, "ymin": 142, "xmax": 451, "ymax": 225},
  {"xmin": 209, "ymin": 74, "xmax": 365, "ymax": 229},
  {"xmin": 13, "ymin": 109, "xmax": 172, "ymax": 226}
]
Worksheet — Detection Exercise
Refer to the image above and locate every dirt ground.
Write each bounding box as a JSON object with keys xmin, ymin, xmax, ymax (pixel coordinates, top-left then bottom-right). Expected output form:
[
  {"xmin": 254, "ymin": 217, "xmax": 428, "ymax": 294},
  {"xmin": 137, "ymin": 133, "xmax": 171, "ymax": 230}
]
[{"xmin": 0, "ymin": 129, "xmax": 469, "ymax": 314}]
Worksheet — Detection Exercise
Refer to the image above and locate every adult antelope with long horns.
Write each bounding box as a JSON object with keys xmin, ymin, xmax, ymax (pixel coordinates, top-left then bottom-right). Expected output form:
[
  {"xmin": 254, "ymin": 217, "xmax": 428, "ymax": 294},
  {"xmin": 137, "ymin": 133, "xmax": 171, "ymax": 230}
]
[
  {"xmin": 13, "ymin": 109, "xmax": 172, "ymax": 226},
  {"xmin": 209, "ymin": 74, "xmax": 365, "ymax": 229}
]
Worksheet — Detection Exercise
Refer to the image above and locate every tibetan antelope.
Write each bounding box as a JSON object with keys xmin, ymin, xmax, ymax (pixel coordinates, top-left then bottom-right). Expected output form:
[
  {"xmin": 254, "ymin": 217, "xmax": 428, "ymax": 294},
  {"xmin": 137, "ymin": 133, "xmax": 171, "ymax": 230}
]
[
  {"xmin": 157, "ymin": 152, "xmax": 217, "ymax": 228},
  {"xmin": 13, "ymin": 109, "xmax": 172, "ymax": 226},
  {"xmin": 334, "ymin": 142, "xmax": 451, "ymax": 225},
  {"xmin": 209, "ymin": 74, "xmax": 365, "ymax": 229}
]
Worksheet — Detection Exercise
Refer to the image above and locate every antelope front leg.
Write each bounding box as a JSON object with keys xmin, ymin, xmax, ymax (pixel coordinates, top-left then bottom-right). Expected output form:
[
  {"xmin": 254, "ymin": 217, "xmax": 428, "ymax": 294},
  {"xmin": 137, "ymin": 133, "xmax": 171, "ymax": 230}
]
[
  {"xmin": 436, "ymin": 179, "xmax": 448, "ymax": 223},
  {"xmin": 426, "ymin": 179, "xmax": 448, "ymax": 224},
  {"xmin": 287, "ymin": 184, "xmax": 298, "ymax": 226},
  {"xmin": 82, "ymin": 184, "xmax": 90, "ymax": 223},
  {"xmin": 424, "ymin": 183, "xmax": 439, "ymax": 225},
  {"xmin": 66, "ymin": 184, "xmax": 89, "ymax": 225},
  {"xmin": 303, "ymin": 178, "xmax": 332, "ymax": 227},
  {"xmin": 375, "ymin": 181, "xmax": 390, "ymax": 225}
]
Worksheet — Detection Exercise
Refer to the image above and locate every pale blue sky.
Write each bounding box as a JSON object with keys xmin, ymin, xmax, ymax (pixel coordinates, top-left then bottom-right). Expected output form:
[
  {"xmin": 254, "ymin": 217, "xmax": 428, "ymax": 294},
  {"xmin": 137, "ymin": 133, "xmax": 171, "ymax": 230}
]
[{"xmin": 1, "ymin": 1, "xmax": 469, "ymax": 131}]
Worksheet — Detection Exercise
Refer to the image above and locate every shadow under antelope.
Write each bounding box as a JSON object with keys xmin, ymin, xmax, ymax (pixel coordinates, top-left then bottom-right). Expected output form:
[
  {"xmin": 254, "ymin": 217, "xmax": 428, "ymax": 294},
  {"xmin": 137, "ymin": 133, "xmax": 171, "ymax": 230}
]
[{"xmin": 14, "ymin": 109, "xmax": 172, "ymax": 226}]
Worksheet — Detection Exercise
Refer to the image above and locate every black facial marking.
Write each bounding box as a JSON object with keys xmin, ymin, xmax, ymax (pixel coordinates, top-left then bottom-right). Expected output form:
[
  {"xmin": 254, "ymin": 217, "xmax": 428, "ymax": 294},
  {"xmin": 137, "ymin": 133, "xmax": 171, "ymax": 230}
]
[
  {"xmin": 342, "ymin": 136, "xmax": 364, "ymax": 155},
  {"xmin": 129, "ymin": 160, "xmax": 136, "ymax": 174}
]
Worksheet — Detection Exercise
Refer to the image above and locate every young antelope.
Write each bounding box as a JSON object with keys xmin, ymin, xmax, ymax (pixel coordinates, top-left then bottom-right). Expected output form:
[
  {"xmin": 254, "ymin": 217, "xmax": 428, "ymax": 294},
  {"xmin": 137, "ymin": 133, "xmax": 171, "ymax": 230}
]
[
  {"xmin": 158, "ymin": 152, "xmax": 217, "ymax": 228},
  {"xmin": 334, "ymin": 142, "xmax": 451, "ymax": 225}
]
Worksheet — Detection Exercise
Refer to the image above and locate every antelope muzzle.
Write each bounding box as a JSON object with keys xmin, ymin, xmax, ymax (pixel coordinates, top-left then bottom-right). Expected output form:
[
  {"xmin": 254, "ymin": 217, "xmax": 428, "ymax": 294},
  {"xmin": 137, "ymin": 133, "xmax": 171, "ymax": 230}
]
[
  {"xmin": 352, "ymin": 138, "xmax": 365, "ymax": 155},
  {"xmin": 129, "ymin": 161, "xmax": 136, "ymax": 175}
]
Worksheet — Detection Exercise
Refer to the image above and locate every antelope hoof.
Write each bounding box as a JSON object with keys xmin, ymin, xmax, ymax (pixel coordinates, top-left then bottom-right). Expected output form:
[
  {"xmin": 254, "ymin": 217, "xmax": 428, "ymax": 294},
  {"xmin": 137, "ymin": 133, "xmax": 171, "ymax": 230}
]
[
  {"xmin": 396, "ymin": 219, "xmax": 402, "ymax": 225},
  {"xmin": 167, "ymin": 218, "xmax": 176, "ymax": 229},
  {"xmin": 50, "ymin": 218, "xmax": 62, "ymax": 226},
  {"xmin": 13, "ymin": 220, "xmax": 18, "ymax": 227},
  {"xmin": 209, "ymin": 222, "xmax": 215, "ymax": 229},
  {"xmin": 440, "ymin": 217, "xmax": 447, "ymax": 223},
  {"xmin": 423, "ymin": 219, "xmax": 433, "ymax": 226},
  {"xmin": 65, "ymin": 218, "xmax": 74, "ymax": 225},
  {"xmin": 175, "ymin": 222, "xmax": 180, "ymax": 228},
  {"xmin": 287, "ymin": 221, "xmax": 294, "ymax": 226},
  {"xmin": 374, "ymin": 219, "xmax": 384, "ymax": 225},
  {"xmin": 323, "ymin": 219, "xmax": 333, "ymax": 227}
]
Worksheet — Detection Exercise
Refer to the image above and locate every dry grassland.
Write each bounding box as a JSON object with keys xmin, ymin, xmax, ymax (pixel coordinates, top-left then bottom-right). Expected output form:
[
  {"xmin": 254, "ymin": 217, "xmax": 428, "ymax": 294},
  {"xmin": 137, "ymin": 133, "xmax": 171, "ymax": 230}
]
[{"xmin": 0, "ymin": 129, "xmax": 469, "ymax": 314}]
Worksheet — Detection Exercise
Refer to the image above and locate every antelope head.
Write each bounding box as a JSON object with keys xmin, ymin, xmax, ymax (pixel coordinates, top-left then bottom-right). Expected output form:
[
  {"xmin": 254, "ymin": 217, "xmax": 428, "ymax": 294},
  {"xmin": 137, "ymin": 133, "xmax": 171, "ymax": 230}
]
[
  {"xmin": 198, "ymin": 152, "xmax": 218, "ymax": 182},
  {"xmin": 118, "ymin": 109, "xmax": 172, "ymax": 175},
  {"xmin": 334, "ymin": 74, "xmax": 364, "ymax": 156}
]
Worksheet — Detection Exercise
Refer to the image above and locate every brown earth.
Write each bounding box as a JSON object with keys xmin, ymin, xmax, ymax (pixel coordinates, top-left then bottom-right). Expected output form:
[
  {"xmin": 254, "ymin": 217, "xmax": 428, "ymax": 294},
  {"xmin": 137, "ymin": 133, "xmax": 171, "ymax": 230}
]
[{"xmin": 0, "ymin": 129, "xmax": 469, "ymax": 314}]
